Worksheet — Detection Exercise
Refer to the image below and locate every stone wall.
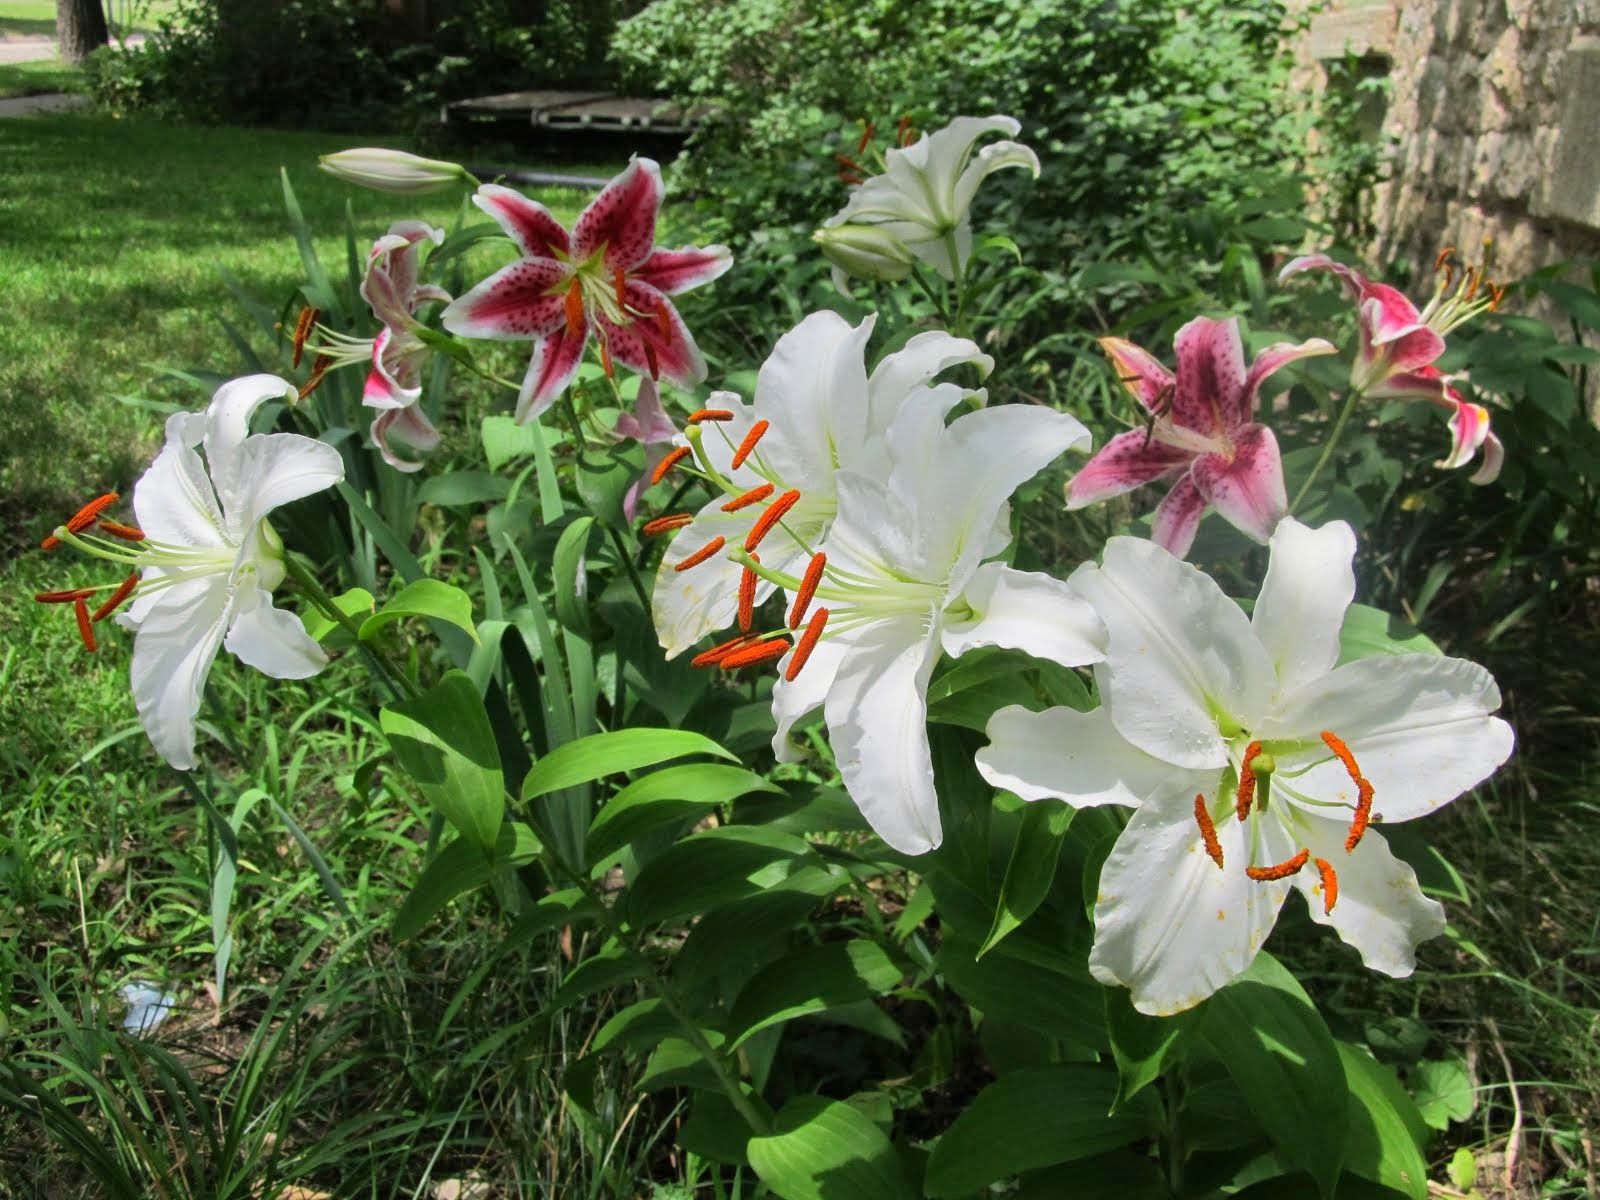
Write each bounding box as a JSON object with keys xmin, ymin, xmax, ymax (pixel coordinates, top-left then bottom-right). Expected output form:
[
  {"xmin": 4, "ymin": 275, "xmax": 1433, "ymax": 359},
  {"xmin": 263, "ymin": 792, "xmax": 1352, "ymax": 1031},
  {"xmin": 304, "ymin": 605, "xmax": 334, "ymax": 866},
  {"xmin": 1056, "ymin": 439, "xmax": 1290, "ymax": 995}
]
[{"xmin": 1289, "ymin": 0, "xmax": 1600, "ymax": 286}]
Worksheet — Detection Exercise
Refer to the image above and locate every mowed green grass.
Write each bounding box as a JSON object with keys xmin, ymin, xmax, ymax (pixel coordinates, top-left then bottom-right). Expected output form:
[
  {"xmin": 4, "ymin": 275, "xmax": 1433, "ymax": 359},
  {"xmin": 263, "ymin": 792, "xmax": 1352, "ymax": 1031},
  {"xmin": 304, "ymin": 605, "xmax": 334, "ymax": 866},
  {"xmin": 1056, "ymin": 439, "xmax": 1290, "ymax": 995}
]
[
  {"xmin": 0, "ymin": 56, "xmax": 83, "ymax": 97},
  {"xmin": 0, "ymin": 0, "xmax": 178, "ymax": 36}
]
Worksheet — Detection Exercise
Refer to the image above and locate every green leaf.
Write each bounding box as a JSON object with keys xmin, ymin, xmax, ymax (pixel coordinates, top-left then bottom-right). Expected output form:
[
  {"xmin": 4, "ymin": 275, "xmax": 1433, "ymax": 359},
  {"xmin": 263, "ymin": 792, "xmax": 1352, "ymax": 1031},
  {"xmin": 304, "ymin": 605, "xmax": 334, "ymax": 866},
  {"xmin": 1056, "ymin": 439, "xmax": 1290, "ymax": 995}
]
[
  {"xmin": 1337, "ymin": 602, "xmax": 1441, "ymax": 664},
  {"xmin": 924, "ymin": 1065, "xmax": 1156, "ymax": 1196},
  {"xmin": 637, "ymin": 1033, "xmax": 726, "ymax": 1093},
  {"xmin": 552, "ymin": 515, "xmax": 594, "ymax": 634},
  {"xmin": 727, "ymin": 940, "xmax": 903, "ymax": 1048},
  {"xmin": 935, "ymin": 932, "xmax": 1105, "ymax": 1050},
  {"xmin": 1411, "ymin": 1057, "xmax": 1475, "ymax": 1130},
  {"xmin": 979, "ymin": 799, "xmax": 1073, "ymax": 956},
  {"xmin": 575, "ymin": 446, "xmax": 638, "ymax": 530},
  {"xmin": 625, "ymin": 827, "xmax": 826, "ymax": 928},
  {"xmin": 416, "ymin": 470, "xmax": 512, "ymax": 508},
  {"xmin": 591, "ymin": 998, "xmax": 675, "ymax": 1055},
  {"xmin": 520, "ymin": 728, "xmax": 735, "ymax": 801},
  {"xmin": 587, "ymin": 762, "xmax": 782, "ymax": 866},
  {"xmin": 1338, "ymin": 1043, "xmax": 1429, "ymax": 1200},
  {"xmin": 1013, "ymin": 1149, "xmax": 1171, "ymax": 1200},
  {"xmin": 674, "ymin": 891, "xmax": 827, "ymax": 990},
  {"xmin": 361, "ymin": 578, "xmax": 480, "ymax": 645},
  {"xmin": 300, "ymin": 586, "xmax": 374, "ymax": 643},
  {"xmin": 1447, "ymin": 1147, "xmax": 1477, "ymax": 1191},
  {"xmin": 380, "ymin": 670, "xmax": 505, "ymax": 850},
  {"xmin": 481, "ymin": 414, "xmax": 561, "ymax": 471},
  {"xmin": 1198, "ymin": 952, "xmax": 1348, "ymax": 1199},
  {"xmin": 392, "ymin": 822, "xmax": 543, "ymax": 940},
  {"xmin": 679, "ymin": 1091, "xmax": 757, "ymax": 1165},
  {"xmin": 747, "ymin": 1094, "xmax": 917, "ymax": 1200},
  {"xmin": 551, "ymin": 945, "xmax": 645, "ymax": 1009},
  {"xmin": 1106, "ymin": 988, "xmax": 1187, "ymax": 1108},
  {"xmin": 280, "ymin": 168, "xmax": 339, "ymax": 315}
]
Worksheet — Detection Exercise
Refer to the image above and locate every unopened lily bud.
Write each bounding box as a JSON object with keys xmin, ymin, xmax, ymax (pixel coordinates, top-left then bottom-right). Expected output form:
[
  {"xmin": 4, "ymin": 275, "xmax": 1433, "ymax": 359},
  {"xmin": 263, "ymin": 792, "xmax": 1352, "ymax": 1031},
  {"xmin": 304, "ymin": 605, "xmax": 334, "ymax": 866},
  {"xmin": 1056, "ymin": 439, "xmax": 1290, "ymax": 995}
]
[
  {"xmin": 813, "ymin": 222, "xmax": 916, "ymax": 284},
  {"xmin": 318, "ymin": 148, "xmax": 469, "ymax": 194}
]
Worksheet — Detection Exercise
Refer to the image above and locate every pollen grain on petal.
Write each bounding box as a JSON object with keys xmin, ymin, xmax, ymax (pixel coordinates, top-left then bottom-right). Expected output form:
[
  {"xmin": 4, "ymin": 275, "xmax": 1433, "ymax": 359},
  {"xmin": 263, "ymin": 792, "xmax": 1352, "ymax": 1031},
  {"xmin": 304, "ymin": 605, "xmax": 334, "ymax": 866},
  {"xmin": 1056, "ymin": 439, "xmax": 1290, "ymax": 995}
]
[
  {"xmin": 737, "ymin": 553, "xmax": 760, "ymax": 633},
  {"xmin": 1194, "ymin": 794, "xmax": 1224, "ymax": 870},
  {"xmin": 730, "ymin": 419, "xmax": 769, "ymax": 470},
  {"xmin": 1313, "ymin": 857, "xmax": 1339, "ymax": 914},
  {"xmin": 92, "ymin": 572, "xmax": 141, "ymax": 622},
  {"xmin": 642, "ymin": 513, "xmax": 693, "ymax": 536},
  {"xmin": 788, "ymin": 552, "xmax": 826, "ymax": 629},
  {"xmin": 688, "ymin": 408, "xmax": 734, "ymax": 423},
  {"xmin": 1245, "ymin": 848, "xmax": 1310, "ymax": 882},
  {"xmin": 720, "ymin": 636, "xmax": 791, "ymax": 670},
  {"xmin": 651, "ymin": 445, "xmax": 692, "ymax": 486},
  {"xmin": 672, "ymin": 536, "xmax": 726, "ymax": 572},
  {"xmin": 1236, "ymin": 740, "xmax": 1263, "ymax": 821},
  {"xmin": 785, "ymin": 607, "xmax": 829, "ymax": 682},
  {"xmin": 744, "ymin": 488, "xmax": 800, "ymax": 552},
  {"xmin": 73, "ymin": 598, "xmax": 98, "ymax": 652},
  {"xmin": 721, "ymin": 482, "xmax": 774, "ymax": 513}
]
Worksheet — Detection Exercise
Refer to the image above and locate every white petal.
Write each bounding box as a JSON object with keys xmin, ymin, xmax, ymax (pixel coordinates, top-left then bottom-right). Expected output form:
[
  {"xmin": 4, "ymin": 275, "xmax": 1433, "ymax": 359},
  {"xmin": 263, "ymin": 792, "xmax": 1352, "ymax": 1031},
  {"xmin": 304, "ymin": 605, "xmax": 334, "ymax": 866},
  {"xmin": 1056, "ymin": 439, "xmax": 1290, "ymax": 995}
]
[
  {"xmin": 1071, "ymin": 538, "xmax": 1276, "ymax": 770},
  {"xmin": 1090, "ymin": 786, "xmax": 1296, "ymax": 1015},
  {"xmin": 951, "ymin": 138, "xmax": 1041, "ymax": 216},
  {"xmin": 771, "ymin": 631, "xmax": 848, "ymax": 763},
  {"xmin": 128, "ymin": 580, "xmax": 235, "ymax": 770},
  {"xmin": 867, "ymin": 329, "xmax": 992, "ymax": 435},
  {"xmin": 752, "ymin": 311, "xmax": 873, "ymax": 485},
  {"xmin": 977, "ymin": 704, "xmax": 1202, "ymax": 807},
  {"xmin": 1261, "ymin": 654, "xmax": 1514, "ymax": 822},
  {"xmin": 823, "ymin": 614, "xmax": 944, "ymax": 854},
  {"xmin": 224, "ymin": 588, "xmax": 329, "ymax": 678},
  {"xmin": 231, "ymin": 432, "xmax": 346, "ymax": 533},
  {"xmin": 941, "ymin": 562, "xmax": 1106, "ymax": 668},
  {"xmin": 1291, "ymin": 813, "xmax": 1446, "ymax": 977},
  {"xmin": 202, "ymin": 375, "xmax": 298, "ymax": 519},
  {"xmin": 1252, "ymin": 518, "xmax": 1356, "ymax": 696},
  {"xmin": 131, "ymin": 434, "xmax": 227, "ymax": 552}
]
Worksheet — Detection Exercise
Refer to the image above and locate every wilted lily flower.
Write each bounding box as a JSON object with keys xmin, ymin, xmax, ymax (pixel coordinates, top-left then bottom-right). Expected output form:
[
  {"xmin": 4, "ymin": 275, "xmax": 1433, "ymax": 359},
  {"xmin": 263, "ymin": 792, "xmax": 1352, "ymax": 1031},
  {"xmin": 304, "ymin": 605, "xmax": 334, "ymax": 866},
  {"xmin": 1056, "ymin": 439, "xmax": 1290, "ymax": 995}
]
[
  {"xmin": 443, "ymin": 159, "xmax": 732, "ymax": 423},
  {"xmin": 648, "ymin": 311, "xmax": 993, "ymax": 658},
  {"xmin": 820, "ymin": 115, "xmax": 1039, "ymax": 285},
  {"xmin": 360, "ymin": 221, "xmax": 452, "ymax": 471},
  {"xmin": 318, "ymin": 147, "xmax": 470, "ymax": 194},
  {"xmin": 1068, "ymin": 316, "xmax": 1334, "ymax": 557},
  {"xmin": 976, "ymin": 520, "xmax": 1513, "ymax": 1015},
  {"xmin": 35, "ymin": 376, "xmax": 344, "ymax": 770}
]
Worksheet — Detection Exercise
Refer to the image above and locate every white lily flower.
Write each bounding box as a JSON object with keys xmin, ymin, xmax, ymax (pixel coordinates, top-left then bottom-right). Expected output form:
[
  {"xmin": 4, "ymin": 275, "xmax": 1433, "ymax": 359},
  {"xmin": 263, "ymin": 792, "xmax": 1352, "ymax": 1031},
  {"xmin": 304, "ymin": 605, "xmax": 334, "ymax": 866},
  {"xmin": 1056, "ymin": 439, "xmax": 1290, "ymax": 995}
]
[
  {"xmin": 820, "ymin": 115, "xmax": 1040, "ymax": 283},
  {"xmin": 45, "ymin": 376, "xmax": 345, "ymax": 770},
  {"xmin": 976, "ymin": 519, "xmax": 1514, "ymax": 1015},
  {"xmin": 650, "ymin": 310, "xmax": 994, "ymax": 657},
  {"xmin": 318, "ymin": 147, "xmax": 469, "ymax": 194},
  {"xmin": 749, "ymin": 399, "xmax": 1104, "ymax": 855}
]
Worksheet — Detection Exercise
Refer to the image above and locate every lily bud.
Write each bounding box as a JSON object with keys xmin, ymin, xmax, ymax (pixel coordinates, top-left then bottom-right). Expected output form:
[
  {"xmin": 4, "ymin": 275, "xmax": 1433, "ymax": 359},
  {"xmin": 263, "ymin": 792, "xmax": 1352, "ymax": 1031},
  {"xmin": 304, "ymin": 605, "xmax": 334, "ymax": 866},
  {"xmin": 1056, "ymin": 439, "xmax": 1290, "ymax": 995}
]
[
  {"xmin": 318, "ymin": 148, "xmax": 469, "ymax": 194},
  {"xmin": 813, "ymin": 222, "xmax": 916, "ymax": 284}
]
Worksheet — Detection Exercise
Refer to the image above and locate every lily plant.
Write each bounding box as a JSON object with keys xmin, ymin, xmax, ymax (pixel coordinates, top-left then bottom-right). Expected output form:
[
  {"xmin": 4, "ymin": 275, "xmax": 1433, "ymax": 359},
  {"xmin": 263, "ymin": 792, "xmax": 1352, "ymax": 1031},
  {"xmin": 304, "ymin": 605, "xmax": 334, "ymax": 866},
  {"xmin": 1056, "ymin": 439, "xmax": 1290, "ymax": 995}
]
[
  {"xmin": 613, "ymin": 377, "xmax": 680, "ymax": 522},
  {"xmin": 443, "ymin": 158, "xmax": 732, "ymax": 422},
  {"xmin": 1067, "ymin": 316, "xmax": 1334, "ymax": 557},
  {"xmin": 976, "ymin": 519, "xmax": 1513, "ymax": 1014}
]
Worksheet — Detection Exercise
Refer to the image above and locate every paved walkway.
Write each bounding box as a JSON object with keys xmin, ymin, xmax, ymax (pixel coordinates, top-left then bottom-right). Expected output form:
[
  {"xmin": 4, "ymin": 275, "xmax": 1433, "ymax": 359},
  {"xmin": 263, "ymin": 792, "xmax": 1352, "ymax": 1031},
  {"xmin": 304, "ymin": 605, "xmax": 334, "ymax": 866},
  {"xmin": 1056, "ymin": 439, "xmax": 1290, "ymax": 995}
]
[
  {"xmin": 0, "ymin": 33, "xmax": 145, "ymax": 64},
  {"xmin": 0, "ymin": 90, "xmax": 86, "ymax": 115},
  {"xmin": 0, "ymin": 34, "xmax": 143, "ymax": 117}
]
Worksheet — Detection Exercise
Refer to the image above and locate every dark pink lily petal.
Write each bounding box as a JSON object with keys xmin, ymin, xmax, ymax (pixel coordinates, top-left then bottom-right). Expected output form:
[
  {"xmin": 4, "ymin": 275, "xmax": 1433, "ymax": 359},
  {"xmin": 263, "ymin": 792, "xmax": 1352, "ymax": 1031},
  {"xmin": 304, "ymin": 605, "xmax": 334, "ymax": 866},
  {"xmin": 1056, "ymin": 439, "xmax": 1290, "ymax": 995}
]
[
  {"xmin": 474, "ymin": 184, "xmax": 572, "ymax": 259},
  {"xmin": 1099, "ymin": 336, "xmax": 1176, "ymax": 413},
  {"xmin": 597, "ymin": 281, "xmax": 706, "ymax": 389},
  {"xmin": 1190, "ymin": 424, "xmax": 1287, "ymax": 546},
  {"xmin": 1471, "ymin": 431, "xmax": 1504, "ymax": 485},
  {"xmin": 1359, "ymin": 281, "xmax": 1426, "ymax": 341},
  {"xmin": 1236, "ymin": 335, "xmax": 1337, "ymax": 426},
  {"xmin": 1066, "ymin": 427, "xmax": 1193, "ymax": 508},
  {"xmin": 1171, "ymin": 316, "xmax": 1248, "ymax": 435},
  {"xmin": 572, "ymin": 158, "xmax": 664, "ymax": 274},
  {"xmin": 615, "ymin": 376, "xmax": 679, "ymax": 446},
  {"xmin": 1359, "ymin": 294, "xmax": 1445, "ymax": 372},
  {"xmin": 517, "ymin": 323, "xmax": 591, "ymax": 423},
  {"xmin": 634, "ymin": 244, "xmax": 733, "ymax": 295},
  {"xmin": 1366, "ymin": 363, "xmax": 1451, "ymax": 403},
  {"xmin": 1279, "ymin": 253, "xmax": 1372, "ymax": 300},
  {"xmin": 363, "ymin": 329, "xmax": 421, "ymax": 409},
  {"xmin": 371, "ymin": 403, "xmax": 441, "ymax": 473},
  {"xmin": 1151, "ymin": 474, "xmax": 1208, "ymax": 559},
  {"xmin": 441, "ymin": 258, "xmax": 571, "ymax": 340}
]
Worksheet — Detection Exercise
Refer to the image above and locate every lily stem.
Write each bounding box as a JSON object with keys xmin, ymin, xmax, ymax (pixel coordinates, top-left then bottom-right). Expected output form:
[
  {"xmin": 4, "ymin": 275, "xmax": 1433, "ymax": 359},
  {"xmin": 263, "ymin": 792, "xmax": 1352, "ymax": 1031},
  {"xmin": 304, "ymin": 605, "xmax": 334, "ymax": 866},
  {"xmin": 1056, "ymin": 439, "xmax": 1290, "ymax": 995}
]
[
  {"xmin": 283, "ymin": 555, "xmax": 420, "ymax": 702},
  {"xmin": 1290, "ymin": 386, "xmax": 1364, "ymax": 514}
]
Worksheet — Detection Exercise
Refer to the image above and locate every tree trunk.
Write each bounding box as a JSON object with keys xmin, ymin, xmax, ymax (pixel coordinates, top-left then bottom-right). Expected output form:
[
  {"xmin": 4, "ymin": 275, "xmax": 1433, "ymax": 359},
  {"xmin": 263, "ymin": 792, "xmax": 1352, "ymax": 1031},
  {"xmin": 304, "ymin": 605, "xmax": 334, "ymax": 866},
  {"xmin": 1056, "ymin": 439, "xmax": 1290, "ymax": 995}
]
[{"xmin": 55, "ymin": 0, "xmax": 109, "ymax": 66}]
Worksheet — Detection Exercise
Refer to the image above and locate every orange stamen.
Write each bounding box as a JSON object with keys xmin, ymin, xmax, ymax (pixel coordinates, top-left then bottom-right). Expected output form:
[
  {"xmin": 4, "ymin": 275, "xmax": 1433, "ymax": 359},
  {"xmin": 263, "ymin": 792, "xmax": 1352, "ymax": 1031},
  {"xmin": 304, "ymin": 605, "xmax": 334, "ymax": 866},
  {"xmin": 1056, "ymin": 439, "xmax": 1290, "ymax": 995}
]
[
  {"xmin": 744, "ymin": 489, "xmax": 801, "ymax": 552},
  {"xmin": 737, "ymin": 553, "xmax": 759, "ymax": 633},
  {"xmin": 1313, "ymin": 857, "xmax": 1339, "ymax": 915},
  {"xmin": 785, "ymin": 608, "xmax": 829, "ymax": 682},
  {"xmin": 291, "ymin": 306, "xmax": 319, "ymax": 368},
  {"xmin": 641, "ymin": 513, "xmax": 693, "ymax": 536},
  {"xmin": 720, "ymin": 636, "xmax": 791, "ymax": 670},
  {"xmin": 298, "ymin": 354, "xmax": 332, "ymax": 400},
  {"xmin": 838, "ymin": 170, "xmax": 866, "ymax": 186},
  {"xmin": 1235, "ymin": 741, "xmax": 1263, "ymax": 821},
  {"xmin": 1320, "ymin": 731, "xmax": 1376, "ymax": 852},
  {"xmin": 691, "ymin": 633, "xmax": 758, "ymax": 668},
  {"xmin": 73, "ymin": 599, "xmax": 98, "ymax": 652},
  {"xmin": 92, "ymin": 572, "xmax": 140, "ymax": 622},
  {"xmin": 656, "ymin": 306, "xmax": 672, "ymax": 342},
  {"xmin": 834, "ymin": 152, "xmax": 863, "ymax": 172},
  {"xmin": 564, "ymin": 278, "xmax": 585, "ymax": 337},
  {"xmin": 1464, "ymin": 266, "xmax": 1481, "ymax": 301},
  {"xmin": 897, "ymin": 115, "xmax": 914, "ymax": 146},
  {"xmin": 688, "ymin": 409, "xmax": 734, "ymax": 423},
  {"xmin": 722, "ymin": 482, "xmax": 774, "ymax": 513},
  {"xmin": 1434, "ymin": 245, "xmax": 1455, "ymax": 272},
  {"xmin": 788, "ymin": 552, "xmax": 826, "ymax": 629},
  {"xmin": 855, "ymin": 123, "xmax": 875, "ymax": 155},
  {"xmin": 34, "ymin": 587, "xmax": 97, "ymax": 604},
  {"xmin": 1245, "ymin": 848, "xmax": 1310, "ymax": 882},
  {"xmin": 1489, "ymin": 282, "xmax": 1506, "ymax": 310},
  {"xmin": 98, "ymin": 520, "xmax": 145, "ymax": 542},
  {"xmin": 644, "ymin": 342, "xmax": 660, "ymax": 379},
  {"xmin": 613, "ymin": 266, "xmax": 627, "ymax": 309},
  {"xmin": 1194, "ymin": 794, "xmax": 1224, "ymax": 870},
  {"xmin": 600, "ymin": 336, "xmax": 615, "ymax": 379},
  {"xmin": 43, "ymin": 492, "xmax": 120, "ymax": 549},
  {"xmin": 651, "ymin": 445, "xmax": 692, "ymax": 486},
  {"xmin": 730, "ymin": 420, "xmax": 769, "ymax": 470},
  {"xmin": 673, "ymin": 536, "xmax": 725, "ymax": 572}
]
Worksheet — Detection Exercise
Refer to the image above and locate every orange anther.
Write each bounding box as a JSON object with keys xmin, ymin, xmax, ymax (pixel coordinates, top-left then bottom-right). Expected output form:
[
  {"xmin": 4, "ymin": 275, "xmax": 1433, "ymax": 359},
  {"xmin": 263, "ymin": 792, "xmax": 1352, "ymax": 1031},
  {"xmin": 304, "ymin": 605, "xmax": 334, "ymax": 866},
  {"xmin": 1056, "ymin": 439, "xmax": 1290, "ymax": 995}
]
[
  {"xmin": 1235, "ymin": 741, "xmax": 1263, "ymax": 822},
  {"xmin": 691, "ymin": 633, "xmax": 758, "ymax": 668},
  {"xmin": 834, "ymin": 152, "xmax": 863, "ymax": 172},
  {"xmin": 738, "ymin": 552, "xmax": 759, "ymax": 633},
  {"xmin": 1313, "ymin": 857, "xmax": 1339, "ymax": 915},
  {"xmin": 838, "ymin": 170, "xmax": 866, "ymax": 186},
  {"xmin": 641, "ymin": 513, "xmax": 693, "ymax": 537},
  {"xmin": 688, "ymin": 409, "xmax": 734, "ymax": 423},
  {"xmin": 291, "ymin": 306, "xmax": 320, "ymax": 368},
  {"xmin": 298, "ymin": 354, "xmax": 332, "ymax": 400},
  {"xmin": 1346, "ymin": 779, "xmax": 1375, "ymax": 853},
  {"xmin": 1194, "ymin": 794, "xmax": 1224, "ymax": 870},
  {"xmin": 34, "ymin": 587, "xmax": 97, "ymax": 604},
  {"xmin": 651, "ymin": 445, "xmax": 692, "ymax": 486},
  {"xmin": 744, "ymin": 489, "xmax": 801, "ymax": 552},
  {"xmin": 73, "ymin": 598, "xmax": 98, "ymax": 652},
  {"xmin": 788, "ymin": 552, "xmax": 826, "ymax": 629},
  {"xmin": 855, "ymin": 122, "xmax": 875, "ymax": 156},
  {"xmin": 720, "ymin": 636, "xmax": 791, "ymax": 670},
  {"xmin": 92, "ymin": 572, "xmax": 140, "ymax": 622},
  {"xmin": 613, "ymin": 266, "xmax": 627, "ymax": 309},
  {"xmin": 730, "ymin": 420, "xmax": 769, "ymax": 470},
  {"xmin": 98, "ymin": 521, "xmax": 145, "ymax": 542},
  {"xmin": 1319, "ymin": 730, "xmax": 1360, "ymax": 779},
  {"xmin": 644, "ymin": 341, "xmax": 660, "ymax": 379},
  {"xmin": 564, "ymin": 278, "xmax": 585, "ymax": 337},
  {"xmin": 721, "ymin": 482, "xmax": 774, "ymax": 513},
  {"xmin": 672, "ymin": 536, "xmax": 725, "ymax": 572},
  {"xmin": 1245, "ymin": 848, "xmax": 1310, "ymax": 882},
  {"xmin": 599, "ymin": 336, "xmax": 615, "ymax": 379},
  {"xmin": 785, "ymin": 607, "xmax": 829, "ymax": 682},
  {"xmin": 1464, "ymin": 266, "xmax": 1481, "ymax": 301},
  {"xmin": 1435, "ymin": 245, "xmax": 1456, "ymax": 272},
  {"xmin": 43, "ymin": 493, "xmax": 120, "ymax": 549},
  {"xmin": 656, "ymin": 306, "xmax": 673, "ymax": 342},
  {"xmin": 897, "ymin": 115, "xmax": 914, "ymax": 146},
  {"xmin": 1489, "ymin": 282, "xmax": 1506, "ymax": 311}
]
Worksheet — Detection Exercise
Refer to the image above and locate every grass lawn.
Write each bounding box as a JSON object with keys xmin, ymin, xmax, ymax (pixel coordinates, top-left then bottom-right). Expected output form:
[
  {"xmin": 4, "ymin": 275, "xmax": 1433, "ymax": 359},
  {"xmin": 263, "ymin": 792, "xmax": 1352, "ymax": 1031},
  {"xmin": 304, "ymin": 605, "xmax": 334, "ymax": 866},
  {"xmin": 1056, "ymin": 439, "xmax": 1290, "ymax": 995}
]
[
  {"xmin": 0, "ymin": 0, "xmax": 177, "ymax": 37},
  {"xmin": 0, "ymin": 56, "xmax": 83, "ymax": 97}
]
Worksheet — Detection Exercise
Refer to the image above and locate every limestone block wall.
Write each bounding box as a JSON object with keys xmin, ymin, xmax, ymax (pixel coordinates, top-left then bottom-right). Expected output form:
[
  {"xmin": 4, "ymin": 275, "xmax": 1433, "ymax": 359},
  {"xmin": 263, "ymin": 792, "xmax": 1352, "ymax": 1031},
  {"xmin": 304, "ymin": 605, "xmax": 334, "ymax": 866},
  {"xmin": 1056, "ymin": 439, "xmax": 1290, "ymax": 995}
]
[{"xmin": 1289, "ymin": 0, "xmax": 1600, "ymax": 286}]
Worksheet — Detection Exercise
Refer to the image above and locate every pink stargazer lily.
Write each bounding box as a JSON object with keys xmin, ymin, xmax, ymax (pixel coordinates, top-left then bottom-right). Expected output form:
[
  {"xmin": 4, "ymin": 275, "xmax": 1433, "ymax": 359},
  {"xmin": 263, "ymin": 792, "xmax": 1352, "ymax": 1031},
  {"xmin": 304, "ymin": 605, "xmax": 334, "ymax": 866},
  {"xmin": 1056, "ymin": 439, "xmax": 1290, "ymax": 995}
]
[
  {"xmin": 361, "ymin": 221, "xmax": 453, "ymax": 472},
  {"xmin": 613, "ymin": 377, "xmax": 681, "ymax": 521},
  {"xmin": 441, "ymin": 159, "xmax": 733, "ymax": 423},
  {"xmin": 1068, "ymin": 316, "xmax": 1335, "ymax": 558},
  {"xmin": 1411, "ymin": 366, "xmax": 1505, "ymax": 484}
]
